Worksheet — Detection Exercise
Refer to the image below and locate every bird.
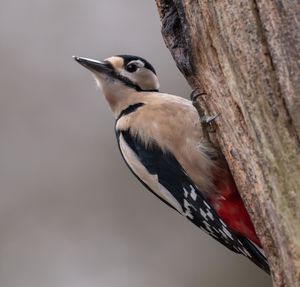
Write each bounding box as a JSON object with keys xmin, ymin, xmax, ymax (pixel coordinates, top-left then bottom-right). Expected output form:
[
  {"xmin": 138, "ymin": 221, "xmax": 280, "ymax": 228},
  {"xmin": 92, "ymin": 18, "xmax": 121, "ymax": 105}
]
[{"xmin": 73, "ymin": 54, "xmax": 270, "ymax": 274}]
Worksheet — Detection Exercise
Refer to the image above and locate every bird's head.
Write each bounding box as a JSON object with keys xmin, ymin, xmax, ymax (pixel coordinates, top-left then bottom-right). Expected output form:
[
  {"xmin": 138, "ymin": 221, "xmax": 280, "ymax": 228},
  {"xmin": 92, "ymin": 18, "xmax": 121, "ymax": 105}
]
[{"xmin": 74, "ymin": 55, "xmax": 159, "ymax": 115}]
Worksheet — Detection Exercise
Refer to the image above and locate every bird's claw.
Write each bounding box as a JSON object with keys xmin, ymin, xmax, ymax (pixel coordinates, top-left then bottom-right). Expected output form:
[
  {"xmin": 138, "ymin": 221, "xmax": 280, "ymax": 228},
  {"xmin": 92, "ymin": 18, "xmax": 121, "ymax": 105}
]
[
  {"xmin": 201, "ymin": 114, "xmax": 219, "ymax": 133},
  {"xmin": 190, "ymin": 90, "xmax": 207, "ymax": 102},
  {"xmin": 191, "ymin": 89, "xmax": 219, "ymax": 140}
]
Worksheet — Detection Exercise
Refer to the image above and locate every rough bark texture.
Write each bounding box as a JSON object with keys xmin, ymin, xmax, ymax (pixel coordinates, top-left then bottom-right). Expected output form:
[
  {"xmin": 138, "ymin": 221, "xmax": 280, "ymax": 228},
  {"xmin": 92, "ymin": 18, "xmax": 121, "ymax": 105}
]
[{"xmin": 155, "ymin": 1, "xmax": 300, "ymax": 286}]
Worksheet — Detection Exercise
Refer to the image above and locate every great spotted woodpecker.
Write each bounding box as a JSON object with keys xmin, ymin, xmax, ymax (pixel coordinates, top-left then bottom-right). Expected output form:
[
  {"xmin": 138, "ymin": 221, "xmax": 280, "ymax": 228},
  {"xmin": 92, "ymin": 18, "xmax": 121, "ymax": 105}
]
[{"xmin": 74, "ymin": 54, "xmax": 270, "ymax": 274}]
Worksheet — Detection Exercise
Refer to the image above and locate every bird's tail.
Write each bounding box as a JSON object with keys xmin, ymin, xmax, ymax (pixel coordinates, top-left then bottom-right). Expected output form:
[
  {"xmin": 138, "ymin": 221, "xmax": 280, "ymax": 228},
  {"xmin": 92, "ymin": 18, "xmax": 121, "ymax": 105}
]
[{"xmin": 238, "ymin": 236, "xmax": 270, "ymax": 274}]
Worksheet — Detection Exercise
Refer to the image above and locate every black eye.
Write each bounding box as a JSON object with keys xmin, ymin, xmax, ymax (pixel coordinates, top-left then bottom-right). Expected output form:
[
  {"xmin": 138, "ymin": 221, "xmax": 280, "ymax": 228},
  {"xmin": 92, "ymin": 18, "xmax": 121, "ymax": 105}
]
[{"xmin": 126, "ymin": 63, "xmax": 138, "ymax": 73}]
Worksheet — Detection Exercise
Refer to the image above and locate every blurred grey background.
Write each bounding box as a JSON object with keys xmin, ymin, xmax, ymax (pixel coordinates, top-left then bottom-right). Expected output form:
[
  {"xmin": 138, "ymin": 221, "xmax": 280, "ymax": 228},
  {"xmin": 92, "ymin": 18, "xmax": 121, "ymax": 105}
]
[{"xmin": 0, "ymin": 1, "xmax": 272, "ymax": 286}]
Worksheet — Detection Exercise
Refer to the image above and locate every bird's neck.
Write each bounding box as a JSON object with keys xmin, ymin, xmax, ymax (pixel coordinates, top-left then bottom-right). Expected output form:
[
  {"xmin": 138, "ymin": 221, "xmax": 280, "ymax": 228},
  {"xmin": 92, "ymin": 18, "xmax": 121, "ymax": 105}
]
[{"xmin": 103, "ymin": 88, "xmax": 145, "ymax": 119}]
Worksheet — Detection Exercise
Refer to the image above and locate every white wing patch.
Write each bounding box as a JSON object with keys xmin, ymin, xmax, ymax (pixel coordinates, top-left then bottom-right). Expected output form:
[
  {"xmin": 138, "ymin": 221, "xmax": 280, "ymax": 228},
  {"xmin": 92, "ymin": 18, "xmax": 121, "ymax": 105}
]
[{"xmin": 119, "ymin": 133, "xmax": 183, "ymax": 212}]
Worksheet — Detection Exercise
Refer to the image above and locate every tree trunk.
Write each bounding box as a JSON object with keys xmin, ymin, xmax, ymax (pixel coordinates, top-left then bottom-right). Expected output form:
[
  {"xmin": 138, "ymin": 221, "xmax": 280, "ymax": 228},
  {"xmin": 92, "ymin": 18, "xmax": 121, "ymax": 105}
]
[{"xmin": 155, "ymin": 1, "xmax": 300, "ymax": 286}]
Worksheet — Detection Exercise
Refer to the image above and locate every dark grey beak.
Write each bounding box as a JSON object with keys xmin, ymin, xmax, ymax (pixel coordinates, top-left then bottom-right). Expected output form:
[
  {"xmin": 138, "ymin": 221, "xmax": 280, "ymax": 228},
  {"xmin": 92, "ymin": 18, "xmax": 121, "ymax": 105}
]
[{"xmin": 73, "ymin": 56, "xmax": 113, "ymax": 74}]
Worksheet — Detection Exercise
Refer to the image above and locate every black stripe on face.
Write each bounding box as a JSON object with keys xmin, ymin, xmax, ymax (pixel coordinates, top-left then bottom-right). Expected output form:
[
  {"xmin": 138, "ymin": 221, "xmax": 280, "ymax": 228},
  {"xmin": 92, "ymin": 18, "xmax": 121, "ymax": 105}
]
[
  {"xmin": 114, "ymin": 72, "xmax": 144, "ymax": 91},
  {"xmin": 112, "ymin": 69, "xmax": 158, "ymax": 92}
]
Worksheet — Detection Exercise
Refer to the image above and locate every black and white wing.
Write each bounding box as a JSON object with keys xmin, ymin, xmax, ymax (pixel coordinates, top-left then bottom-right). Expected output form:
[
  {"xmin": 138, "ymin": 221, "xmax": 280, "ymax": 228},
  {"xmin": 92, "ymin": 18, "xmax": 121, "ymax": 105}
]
[{"xmin": 116, "ymin": 128, "xmax": 270, "ymax": 274}]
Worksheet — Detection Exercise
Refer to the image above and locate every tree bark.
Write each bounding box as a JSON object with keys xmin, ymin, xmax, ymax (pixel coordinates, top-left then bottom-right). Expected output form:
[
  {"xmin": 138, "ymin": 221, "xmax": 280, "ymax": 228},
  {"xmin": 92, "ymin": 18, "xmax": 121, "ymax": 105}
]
[{"xmin": 155, "ymin": 1, "xmax": 300, "ymax": 286}]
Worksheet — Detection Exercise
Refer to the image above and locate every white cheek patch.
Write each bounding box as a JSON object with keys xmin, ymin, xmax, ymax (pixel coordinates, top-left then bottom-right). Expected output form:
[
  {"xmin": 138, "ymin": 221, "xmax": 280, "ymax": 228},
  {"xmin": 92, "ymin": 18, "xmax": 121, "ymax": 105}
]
[{"xmin": 138, "ymin": 69, "xmax": 160, "ymax": 90}]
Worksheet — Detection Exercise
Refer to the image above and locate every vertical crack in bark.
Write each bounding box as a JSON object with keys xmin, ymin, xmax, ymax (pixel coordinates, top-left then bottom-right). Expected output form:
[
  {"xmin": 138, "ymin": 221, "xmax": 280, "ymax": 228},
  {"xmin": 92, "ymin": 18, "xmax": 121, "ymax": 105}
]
[
  {"xmin": 252, "ymin": 0, "xmax": 300, "ymax": 144},
  {"xmin": 156, "ymin": 0, "xmax": 195, "ymax": 77}
]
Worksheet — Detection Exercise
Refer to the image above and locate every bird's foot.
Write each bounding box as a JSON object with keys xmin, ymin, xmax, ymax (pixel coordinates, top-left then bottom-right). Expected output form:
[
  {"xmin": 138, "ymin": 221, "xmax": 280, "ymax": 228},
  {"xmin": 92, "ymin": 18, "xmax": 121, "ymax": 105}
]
[
  {"xmin": 201, "ymin": 114, "xmax": 219, "ymax": 133},
  {"xmin": 190, "ymin": 89, "xmax": 207, "ymax": 101},
  {"xmin": 191, "ymin": 89, "xmax": 219, "ymax": 141}
]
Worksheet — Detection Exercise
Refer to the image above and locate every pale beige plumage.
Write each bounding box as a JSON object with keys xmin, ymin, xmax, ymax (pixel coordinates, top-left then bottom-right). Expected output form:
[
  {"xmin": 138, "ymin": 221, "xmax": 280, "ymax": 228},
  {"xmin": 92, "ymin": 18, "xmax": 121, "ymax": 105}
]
[
  {"xmin": 73, "ymin": 54, "xmax": 270, "ymax": 273},
  {"xmin": 115, "ymin": 91, "xmax": 219, "ymax": 199},
  {"xmin": 84, "ymin": 55, "xmax": 222, "ymax": 204}
]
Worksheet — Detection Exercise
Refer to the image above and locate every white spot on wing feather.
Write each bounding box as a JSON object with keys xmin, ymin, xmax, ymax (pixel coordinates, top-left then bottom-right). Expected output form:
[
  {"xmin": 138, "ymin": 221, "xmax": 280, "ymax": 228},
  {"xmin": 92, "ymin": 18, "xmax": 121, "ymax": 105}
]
[
  {"xmin": 222, "ymin": 226, "xmax": 233, "ymax": 239},
  {"xmin": 183, "ymin": 187, "xmax": 188, "ymax": 198},
  {"xmin": 200, "ymin": 208, "xmax": 207, "ymax": 220},
  {"xmin": 183, "ymin": 199, "xmax": 194, "ymax": 219},
  {"xmin": 204, "ymin": 201, "xmax": 211, "ymax": 209},
  {"xmin": 206, "ymin": 210, "xmax": 214, "ymax": 220},
  {"xmin": 190, "ymin": 185, "xmax": 197, "ymax": 201}
]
